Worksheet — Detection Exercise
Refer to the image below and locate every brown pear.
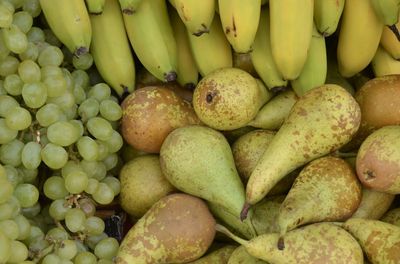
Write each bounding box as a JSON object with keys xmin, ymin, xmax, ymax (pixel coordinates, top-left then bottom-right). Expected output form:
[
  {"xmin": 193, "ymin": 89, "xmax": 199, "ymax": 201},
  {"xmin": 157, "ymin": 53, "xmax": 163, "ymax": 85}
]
[
  {"xmin": 188, "ymin": 245, "xmax": 236, "ymax": 264},
  {"xmin": 121, "ymin": 86, "xmax": 200, "ymax": 153},
  {"xmin": 381, "ymin": 208, "xmax": 400, "ymax": 227},
  {"xmin": 116, "ymin": 193, "xmax": 216, "ymax": 264},
  {"xmin": 228, "ymin": 246, "xmax": 267, "ymax": 264},
  {"xmin": 351, "ymin": 187, "xmax": 395, "ymax": 219}
]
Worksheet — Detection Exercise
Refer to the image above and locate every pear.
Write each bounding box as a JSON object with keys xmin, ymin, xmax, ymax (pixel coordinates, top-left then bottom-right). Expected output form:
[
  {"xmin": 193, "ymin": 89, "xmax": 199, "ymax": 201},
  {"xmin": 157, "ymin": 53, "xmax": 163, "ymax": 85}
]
[
  {"xmin": 247, "ymin": 90, "xmax": 298, "ymax": 131},
  {"xmin": 243, "ymin": 84, "xmax": 361, "ymax": 219},
  {"xmin": 278, "ymin": 156, "xmax": 362, "ymax": 236},
  {"xmin": 381, "ymin": 208, "xmax": 400, "ymax": 227},
  {"xmin": 343, "ymin": 218, "xmax": 400, "ymax": 264},
  {"xmin": 223, "ymin": 126, "xmax": 257, "ymax": 144},
  {"xmin": 356, "ymin": 125, "xmax": 400, "ymax": 194},
  {"xmin": 228, "ymin": 245, "xmax": 267, "ymax": 264},
  {"xmin": 351, "ymin": 187, "xmax": 395, "ymax": 219},
  {"xmin": 188, "ymin": 245, "xmax": 236, "ymax": 263},
  {"xmin": 251, "ymin": 195, "xmax": 285, "ymax": 235},
  {"xmin": 121, "ymin": 144, "xmax": 148, "ymax": 162},
  {"xmin": 116, "ymin": 193, "xmax": 216, "ymax": 264},
  {"xmin": 233, "ymin": 52, "xmax": 258, "ymax": 77},
  {"xmin": 217, "ymin": 222, "xmax": 364, "ymax": 264},
  {"xmin": 193, "ymin": 67, "xmax": 268, "ymax": 130},
  {"xmin": 119, "ymin": 155, "xmax": 176, "ymax": 219}
]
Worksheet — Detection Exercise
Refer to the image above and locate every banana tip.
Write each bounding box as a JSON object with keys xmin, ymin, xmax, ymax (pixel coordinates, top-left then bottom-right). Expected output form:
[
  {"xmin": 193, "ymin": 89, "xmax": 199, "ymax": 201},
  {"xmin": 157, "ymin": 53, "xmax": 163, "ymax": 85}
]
[
  {"xmin": 165, "ymin": 71, "xmax": 177, "ymax": 82},
  {"xmin": 240, "ymin": 202, "xmax": 250, "ymax": 221},
  {"xmin": 270, "ymin": 86, "xmax": 288, "ymax": 93},
  {"xmin": 74, "ymin": 47, "xmax": 89, "ymax": 58}
]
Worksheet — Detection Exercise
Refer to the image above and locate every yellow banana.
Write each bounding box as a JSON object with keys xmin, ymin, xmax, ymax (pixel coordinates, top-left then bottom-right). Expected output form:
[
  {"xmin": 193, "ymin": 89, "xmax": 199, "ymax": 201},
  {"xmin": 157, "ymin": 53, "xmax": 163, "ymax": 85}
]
[
  {"xmin": 39, "ymin": 0, "xmax": 92, "ymax": 57},
  {"xmin": 218, "ymin": 0, "xmax": 261, "ymax": 53},
  {"xmin": 119, "ymin": 0, "xmax": 144, "ymax": 14},
  {"xmin": 123, "ymin": 0, "xmax": 178, "ymax": 82},
  {"xmin": 370, "ymin": 0, "xmax": 400, "ymax": 40},
  {"xmin": 326, "ymin": 55, "xmax": 355, "ymax": 96},
  {"xmin": 169, "ymin": 7, "xmax": 198, "ymax": 89},
  {"xmin": 90, "ymin": 0, "xmax": 135, "ymax": 96},
  {"xmin": 337, "ymin": 0, "xmax": 384, "ymax": 77},
  {"xmin": 173, "ymin": 0, "xmax": 215, "ymax": 36},
  {"xmin": 251, "ymin": 7, "xmax": 287, "ymax": 91},
  {"xmin": 269, "ymin": 0, "xmax": 314, "ymax": 80},
  {"xmin": 380, "ymin": 12, "xmax": 400, "ymax": 59},
  {"xmin": 313, "ymin": 0, "xmax": 345, "ymax": 36},
  {"xmin": 85, "ymin": 0, "xmax": 105, "ymax": 14},
  {"xmin": 371, "ymin": 45, "xmax": 400, "ymax": 77},
  {"xmin": 187, "ymin": 14, "xmax": 232, "ymax": 77},
  {"xmin": 291, "ymin": 24, "xmax": 327, "ymax": 96}
]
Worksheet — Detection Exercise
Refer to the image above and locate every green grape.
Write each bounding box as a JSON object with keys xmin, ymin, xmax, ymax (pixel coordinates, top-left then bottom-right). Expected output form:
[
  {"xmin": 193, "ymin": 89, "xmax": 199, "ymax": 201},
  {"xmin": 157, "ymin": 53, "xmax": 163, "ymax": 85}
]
[
  {"xmin": 27, "ymin": 237, "xmax": 50, "ymax": 258},
  {"xmin": 7, "ymin": 240, "xmax": 28, "ymax": 263},
  {"xmin": 65, "ymin": 208, "xmax": 86, "ymax": 233},
  {"xmin": 36, "ymin": 40, "xmax": 51, "ymax": 54},
  {"xmin": 0, "ymin": 0, "xmax": 14, "ymax": 28},
  {"xmin": 55, "ymin": 239, "xmax": 77, "ymax": 260},
  {"xmin": 72, "ymin": 52, "xmax": 93, "ymax": 70},
  {"xmin": 48, "ymin": 199, "xmax": 69, "ymax": 221},
  {"xmin": 38, "ymin": 45, "xmax": 63, "ymax": 67},
  {"xmin": 5, "ymin": 106, "xmax": 31, "ymax": 130},
  {"xmin": 0, "ymin": 95, "xmax": 18, "ymax": 116},
  {"xmin": 46, "ymin": 90, "xmax": 75, "ymax": 110},
  {"xmin": 14, "ymin": 214, "xmax": 31, "ymax": 240},
  {"xmin": 102, "ymin": 130, "xmax": 123, "ymax": 154},
  {"xmin": 73, "ymin": 85, "xmax": 86, "ymax": 104},
  {"xmin": 19, "ymin": 41, "xmax": 39, "ymax": 61},
  {"xmin": 109, "ymin": 95, "xmax": 119, "ymax": 103},
  {"xmin": 99, "ymin": 99, "xmax": 122, "ymax": 121},
  {"xmin": 102, "ymin": 176, "xmax": 121, "ymax": 196},
  {"xmin": 0, "ymin": 230, "xmax": 11, "ymax": 263},
  {"xmin": 0, "ymin": 178, "xmax": 13, "ymax": 203},
  {"xmin": 42, "ymin": 253, "xmax": 62, "ymax": 264},
  {"xmin": 43, "ymin": 176, "xmax": 68, "ymax": 200},
  {"xmin": 78, "ymin": 197, "xmax": 96, "ymax": 217},
  {"xmin": 81, "ymin": 160, "xmax": 106, "ymax": 180},
  {"xmin": 0, "ymin": 138, "xmax": 24, "ymax": 166},
  {"xmin": 21, "ymin": 141, "xmax": 42, "ymax": 169},
  {"xmin": 14, "ymin": 183, "xmax": 39, "ymax": 208},
  {"xmin": 0, "ymin": 33, "xmax": 9, "ymax": 60},
  {"xmin": 74, "ymin": 251, "xmax": 97, "ymax": 264},
  {"xmin": 70, "ymin": 120, "xmax": 83, "ymax": 137},
  {"xmin": 77, "ymin": 136, "xmax": 98, "ymax": 161},
  {"xmin": 21, "ymin": 202, "xmax": 40, "ymax": 218},
  {"xmin": 95, "ymin": 140, "xmax": 108, "ymax": 161},
  {"xmin": 85, "ymin": 216, "xmax": 105, "ymax": 236},
  {"xmin": 47, "ymin": 121, "xmax": 79, "ymax": 146},
  {"xmin": 64, "ymin": 170, "xmax": 88, "ymax": 194},
  {"xmin": 46, "ymin": 227, "xmax": 69, "ymax": 242},
  {"xmin": 72, "ymin": 69, "xmax": 90, "ymax": 90},
  {"xmin": 0, "ymin": 118, "xmax": 17, "ymax": 144},
  {"xmin": 41, "ymin": 143, "xmax": 68, "ymax": 169},
  {"xmin": 63, "ymin": 103, "xmax": 78, "ymax": 120},
  {"xmin": 0, "ymin": 164, "xmax": 5, "ymax": 180},
  {"xmin": 0, "ymin": 219, "xmax": 19, "ymax": 239},
  {"xmin": 78, "ymin": 98, "xmax": 99, "ymax": 120},
  {"xmin": 22, "ymin": 82, "xmax": 47, "ymax": 109},
  {"xmin": 92, "ymin": 183, "xmax": 114, "ymax": 205},
  {"xmin": 4, "ymin": 73, "xmax": 23, "ymax": 95},
  {"xmin": 26, "ymin": 27, "xmax": 44, "ymax": 43},
  {"xmin": 87, "ymin": 83, "xmax": 111, "ymax": 102},
  {"xmin": 43, "ymin": 28, "xmax": 62, "ymax": 47},
  {"xmin": 61, "ymin": 160, "xmax": 82, "ymax": 178},
  {"xmin": 94, "ymin": 237, "xmax": 119, "ymax": 260},
  {"xmin": 25, "ymin": 224, "xmax": 44, "ymax": 243},
  {"xmin": 2, "ymin": 24, "xmax": 28, "ymax": 54},
  {"xmin": 86, "ymin": 117, "xmax": 113, "ymax": 141},
  {"xmin": 22, "ymin": 0, "xmax": 41, "ymax": 17},
  {"xmin": 84, "ymin": 178, "xmax": 99, "ymax": 195},
  {"xmin": 0, "ymin": 55, "xmax": 19, "ymax": 77},
  {"xmin": 18, "ymin": 166, "xmax": 38, "ymax": 183},
  {"xmin": 41, "ymin": 65, "xmax": 62, "ymax": 79},
  {"xmin": 4, "ymin": 164, "xmax": 22, "ymax": 187},
  {"xmin": 18, "ymin": 59, "xmax": 41, "ymax": 83},
  {"xmin": 12, "ymin": 11, "xmax": 33, "ymax": 33},
  {"xmin": 0, "ymin": 81, "xmax": 5, "ymax": 95},
  {"xmin": 0, "ymin": 202, "xmax": 13, "ymax": 220},
  {"xmin": 43, "ymin": 74, "xmax": 68, "ymax": 97},
  {"xmin": 36, "ymin": 103, "xmax": 63, "ymax": 127},
  {"xmin": 98, "ymin": 259, "xmax": 113, "ymax": 264},
  {"xmin": 6, "ymin": 0, "xmax": 23, "ymax": 8},
  {"xmin": 102, "ymin": 153, "xmax": 118, "ymax": 171},
  {"xmin": 60, "ymin": 259, "xmax": 73, "ymax": 264},
  {"xmin": 85, "ymin": 232, "xmax": 107, "ymax": 250}
]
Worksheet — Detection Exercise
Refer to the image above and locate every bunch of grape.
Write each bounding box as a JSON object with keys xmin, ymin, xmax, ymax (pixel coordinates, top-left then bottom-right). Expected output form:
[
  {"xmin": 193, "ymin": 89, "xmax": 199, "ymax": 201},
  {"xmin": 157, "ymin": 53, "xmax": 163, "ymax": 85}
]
[{"xmin": 0, "ymin": 0, "xmax": 124, "ymax": 263}]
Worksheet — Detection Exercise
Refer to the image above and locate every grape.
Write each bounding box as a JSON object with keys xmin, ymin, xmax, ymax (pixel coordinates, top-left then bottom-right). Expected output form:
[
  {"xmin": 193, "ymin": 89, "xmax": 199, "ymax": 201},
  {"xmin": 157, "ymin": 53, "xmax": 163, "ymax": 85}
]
[
  {"xmin": 22, "ymin": 0, "xmax": 41, "ymax": 17},
  {"xmin": 63, "ymin": 103, "xmax": 78, "ymax": 120},
  {"xmin": 0, "ymin": 81, "xmax": 5, "ymax": 95},
  {"xmin": 7, "ymin": 240, "xmax": 28, "ymax": 263},
  {"xmin": 43, "ymin": 74, "xmax": 68, "ymax": 97},
  {"xmin": 41, "ymin": 65, "xmax": 62, "ymax": 79},
  {"xmin": 0, "ymin": 138, "xmax": 24, "ymax": 166},
  {"xmin": 85, "ymin": 216, "xmax": 105, "ymax": 236},
  {"xmin": 99, "ymin": 99, "xmax": 122, "ymax": 121},
  {"xmin": 95, "ymin": 140, "xmax": 108, "ymax": 160},
  {"xmin": 55, "ymin": 239, "xmax": 77, "ymax": 260},
  {"xmin": 72, "ymin": 52, "xmax": 93, "ymax": 70},
  {"xmin": 0, "ymin": 118, "xmax": 17, "ymax": 144},
  {"xmin": 41, "ymin": 143, "xmax": 68, "ymax": 169},
  {"xmin": 64, "ymin": 170, "xmax": 88, "ymax": 194},
  {"xmin": 0, "ymin": 0, "xmax": 14, "ymax": 28},
  {"xmin": 0, "ymin": 202, "xmax": 14, "ymax": 220},
  {"xmin": 26, "ymin": 27, "xmax": 44, "ymax": 43},
  {"xmin": 102, "ymin": 130, "xmax": 123, "ymax": 153},
  {"xmin": 92, "ymin": 183, "xmax": 114, "ymax": 205},
  {"xmin": 61, "ymin": 160, "xmax": 82, "ymax": 178},
  {"xmin": 70, "ymin": 119, "xmax": 84, "ymax": 137},
  {"xmin": 46, "ymin": 90, "xmax": 75, "ymax": 110},
  {"xmin": 43, "ymin": 176, "xmax": 68, "ymax": 200},
  {"xmin": 0, "ymin": 230, "xmax": 11, "ymax": 263},
  {"xmin": 18, "ymin": 59, "xmax": 41, "ymax": 83},
  {"xmin": 12, "ymin": 11, "xmax": 33, "ymax": 33},
  {"xmin": 87, "ymin": 83, "xmax": 111, "ymax": 102},
  {"xmin": 38, "ymin": 45, "xmax": 63, "ymax": 67},
  {"xmin": 74, "ymin": 251, "xmax": 97, "ymax": 264},
  {"xmin": 73, "ymin": 85, "xmax": 86, "ymax": 104},
  {"xmin": 85, "ymin": 232, "xmax": 107, "ymax": 250},
  {"xmin": 65, "ymin": 208, "xmax": 86, "ymax": 233},
  {"xmin": 81, "ymin": 160, "xmax": 107, "ymax": 180},
  {"xmin": 4, "ymin": 164, "xmax": 21, "ymax": 187},
  {"xmin": 62, "ymin": 68, "xmax": 74, "ymax": 89},
  {"xmin": 102, "ymin": 176, "xmax": 121, "ymax": 196},
  {"xmin": 6, "ymin": 0, "xmax": 23, "ymax": 8},
  {"xmin": 0, "ymin": 178, "xmax": 13, "ymax": 203},
  {"xmin": 4, "ymin": 73, "xmax": 23, "ymax": 95},
  {"xmin": 21, "ymin": 141, "xmax": 42, "ymax": 169},
  {"xmin": 0, "ymin": 95, "xmax": 18, "ymax": 116},
  {"xmin": 21, "ymin": 201, "xmax": 40, "ymax": 218},
  {"xmin": 19, "ymin": 41, "xmax": 39, "ymax": 61},
  {"xmin": 84, "ymin": 178, "xmax": 99, "ymax": 195},
  {"xmin": 47, "ymin": 121, "xmax": 79, "ymax": 146},
  {"xmin": 24, "ymin": 224, "xmax": 44, "ymax": 244},
  {"xmin": 22, "ymin": 82, "xmax": 48, "ymax": 108},
  {"xmin": 0, "ymin": 164, "xmax": 5, "ymax": 180},
  {"xmin": 46, "ymin": 227, "xmax": 69, "ymax": 242},
  {"xmin": 77, "ymin": 136, "xmax": 98, "ymax": 161},
  {"xmin": 5, "ymin": 106, "xmax": 32, "ymax": 130},
  {"xmin": 72, "ymin": 69, "xmax": 90, "ymax": 89},
  {"xmin": 2, "ymin": 24, "xmax": 28, "ymax": 54},
  {"xmin": 42, "ymin": 253, "xmax": 62, "ymax": 264},
  {"xmin": 0, "ymin": 33, "xmax": 10, "ymax": 60},
  {"xmin": 86, "ymin": 117, "xmax": 113, "ymax": 141},
  {"xmin": 14, "ymin": 183, "xmax": 39, "ymax": 208},
  {"xmin": 98, "ymin": 259, "xmax": 113, "ymax": 264},
  {"xmin": 102, "ymin": 153, "xmax": 118, "ymax": 171},
  {"xmin": 78, "ymin": 197, "xmax": 96, "ymax": 217},
  {"xmin": 14, "ymin": 214, "xmax": 31, "ymax": 240},
  {"xmin": 94, "ymin": 237, "xmax": 119, "ymax": 260},
  {"xmin": 49, "ymin": 199, "xmax": 69, "ymax": 221},
  {"xmin": 0, "ymin": 219, "xmax": 19, "ymax": 239},
  {"xmin": 18, "ymin": 166, "xmax": 37, "ymax": 181},
  {"xmin": 36, "ymin": 103, "xmax": 63, "ymax": 127},
  {"xmin": 43, "ymin": 28, "xmax": 62, "ymax": 47},
  {"xmin": 0, "ymin": 55, "xmax": 19, "ymax": 77},
  {"xmin": 78, "ymin": 98, "xmax": 99, "ymax": 120}
]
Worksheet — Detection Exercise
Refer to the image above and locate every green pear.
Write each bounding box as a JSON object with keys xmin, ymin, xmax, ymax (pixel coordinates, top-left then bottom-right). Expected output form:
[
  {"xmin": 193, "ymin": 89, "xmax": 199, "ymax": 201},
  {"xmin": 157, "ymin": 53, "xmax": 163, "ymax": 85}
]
[
  {"xmin": 247, "ymin": 90, "xmax": 298, "ymax": 130},
  {"xmin": 160, "ymin": 125, "xmax": 246, "ymax": 218},
  {"xmin": 228, "ymin": 246, "xmax": 267, "ymax": 264},
  {"xmin": 188, "ymin": 245, "xmax": 236, "ymax": 264},
  {"xmin": 278, "ymin": 156, "xmax": 362, "ymax": 236},
  {"xmin": 243, "ymin": 84, "xmax": 361, "ymax": 218},
  {"xmin": 381, "ymin": 208, "xmax": 400, "ymax": 227},
  {"xmin": 343, "ymin": 218, "xmax": 400, "ymax": 264},
  {"xmin": 217, "ymin": 222, "xmax": 364, "ymax": 264},
  {"xmin": 116, "ymin": 193, "xmax": 216, "ymax": 264},
  {"xmin": 251, "ymin": 195, "xmax": 285, "ymax": 235},
  {"xmin": 223, "ymin": 126, "xmax": 257, "ymax": 144},
  {"xmin": 351, "ymin": 187, "xmax": 395, "ymax": 219}
]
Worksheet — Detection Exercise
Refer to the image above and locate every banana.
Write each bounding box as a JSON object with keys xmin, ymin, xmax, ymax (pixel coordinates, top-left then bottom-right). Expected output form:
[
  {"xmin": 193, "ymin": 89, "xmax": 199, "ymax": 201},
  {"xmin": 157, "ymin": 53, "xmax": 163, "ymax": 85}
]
[
  {"xmin": 173, "ymin": 0, "xmax": 215, "ymax": 36},
  {"xmin": 337, "ymin": 0, "xmax": 384, "ymax": 77},
  {"xmin": 291, "ymin": 24, "xmax": 327, "ymax": 96},
  {"xmin": 169, "ymin": 7, "xmax": 198, "ymax": 89},
  {"xmin": 218, "ymin": 0, "xmax": 261, "ymax": 53},
  {"xmin": 269, "ymin": 0, "xmax": 314, "ymax": 81},
  {"xmin": 39, "ymin": 0, "xmax": 92, "ymax": 57},
  {"xmin": 85, "ymin": 0, "xmax": 105, "ymax": 14},
  {"xmin": 380, "ymin": 11, "xmax": 400, "ymax": 59},
  {"xmin": 250, "ymin": 7, "xmax": 287, "ymax": 91},
  {"xmin": 313, "ymin": 0, "xmax": 345, "ymax": 36},
  {"xmin": 326, "ymin": 55, "xmax": 355, "ymax": 96},
  {"xmin": 371, "ymin": 0, "xmax": 400, "ymax": 40},
  {"xmin": 90, "ymin": 0, "xmax": 135, "ymax": 96},
  {"xmin": 119, "ymin": 0, "xmax": 144, "ymax": 14},
  {"xmin": 187, "ymin": 14, "xmax": 232, "ymax": 77},
  {"xmin": 371, "ymin": 45, "xmax": 400, "ymax": 77},
  {"xmin": 123, "ymin": 0, "xmax": 178, "ymax": 82}
]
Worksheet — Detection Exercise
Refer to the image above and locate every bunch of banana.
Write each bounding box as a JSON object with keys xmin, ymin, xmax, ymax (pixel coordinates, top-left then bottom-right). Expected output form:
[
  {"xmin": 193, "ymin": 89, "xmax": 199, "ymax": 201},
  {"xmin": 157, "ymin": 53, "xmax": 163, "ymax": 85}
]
[
  {"xmin": 371, "ymin": 46, "xmax": 400, "ymax": 77},
  {"xmin": 119, "ymin": 0, "xmax": 144, "ymax": 14},
  {"xmin": 39, "ymin": 0, "xmax": 92, "ymax": 57},
  {"xmin": 313, "ymin": 0, "xmax": 345, "ymax": 37},
  {"xmin": 380, "ymin": 11, "xmax": 400, "ymax": 59},
  {"xmin": 370, "ymin": 0, "xmax": 400, "ymax": 40},
  {"xmin": 90, "ymin": 0, "xmax": 135, "ymax": 96},
  {"xmin": 218, "ymin": 0, "xmax": 262, "ymax": 53},
  {"xmin": 123, "ymin": 0, "xmax": 178, "ymax": 82},
  {"xmin": 85, "ymin": 0, "xmax": 105, "ymax": 14}
]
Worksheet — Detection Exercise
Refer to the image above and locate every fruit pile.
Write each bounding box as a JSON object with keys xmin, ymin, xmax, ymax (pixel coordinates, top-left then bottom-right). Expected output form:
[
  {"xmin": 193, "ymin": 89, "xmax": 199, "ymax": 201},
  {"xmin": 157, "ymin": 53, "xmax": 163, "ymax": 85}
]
[{"xmin": 1, "ymin": 0, "xmax": 400, "ymax": 263}]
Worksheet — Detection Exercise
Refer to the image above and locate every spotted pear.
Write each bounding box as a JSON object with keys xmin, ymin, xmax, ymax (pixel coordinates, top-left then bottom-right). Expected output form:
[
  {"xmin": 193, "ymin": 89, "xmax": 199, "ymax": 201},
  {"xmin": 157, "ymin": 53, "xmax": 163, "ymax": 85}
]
[
  {"xmin": 381, "ymin": 208, "xmax": 400, "ymax": 227},
  {"xmin": 228, "ymin": 246, "xmax": 267, "ymax": 264},
  {"xmin": 251, "ymin": 195, "xmax": 285, "ymax": 235},
  {"xmin": 351, "ymin": 187, "xmax": 395, "ymax": 219},
  {"xmin": 188, "ymin": 245, "xmax": 236, "ymax": 264},
  {"xmin": 243, "ymin": 84, "xmax": 361, "ymax": 219}
]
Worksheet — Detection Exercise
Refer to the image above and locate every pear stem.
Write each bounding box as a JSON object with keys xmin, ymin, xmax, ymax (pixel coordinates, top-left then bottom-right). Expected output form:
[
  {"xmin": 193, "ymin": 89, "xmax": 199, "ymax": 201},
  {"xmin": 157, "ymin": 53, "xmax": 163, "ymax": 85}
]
[
  {"xmin": 240, "ymin": 202, "xmax": 251, "ymax": 221},
  {"xmin": 215, "ymin": 224, "xmax": 249, "ymax": 245},
  {"xmin": 277, "ymin": 236, "xmax": 285, "ymax": 250}
]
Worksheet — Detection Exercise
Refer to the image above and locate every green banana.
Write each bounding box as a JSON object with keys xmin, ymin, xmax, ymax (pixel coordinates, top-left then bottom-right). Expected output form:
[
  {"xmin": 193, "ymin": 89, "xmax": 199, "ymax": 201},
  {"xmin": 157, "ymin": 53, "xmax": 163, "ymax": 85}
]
[
  {"xmin": 123, "ymin": 0, "xmax": 178, "ymax": 82},
  {"xmin": 370, "ymin": 0, "xmax": 400, "ymax": 40},
  {"xmin": 85, "ymin": 0, "xmax": 105, "ymax": 14},
  {"xmin": 251, "ymin": 7, "xmax": 287, "ymax": 91},
  {"xmin": 119, "ymin": 0, "xmax": 144, "ymax": 14},
  {"xmin": 314, "ymin": 0, "xmax": 345, "ymax": 36},
  {"xmin": 371, "ymin": 45, "xmax": 400, "ymax": 77},
  {"xmin": 380, "ymin": 10, "xmax": 400, "ymax": 58},
  {"xmin": 90, "ymin": 0, "xmax": 135, "ymax": 96}
]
